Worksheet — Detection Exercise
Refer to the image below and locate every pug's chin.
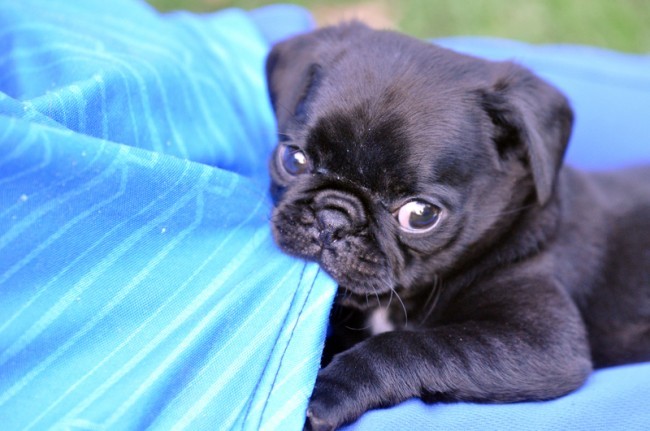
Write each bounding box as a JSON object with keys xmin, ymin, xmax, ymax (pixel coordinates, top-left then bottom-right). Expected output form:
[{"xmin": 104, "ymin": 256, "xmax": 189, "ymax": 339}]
[
  {"xmin": 335, "ymin": 287, "xmax": 396, "ymax": 311},
  {"xmin": 318, "ymin": 249, "xmax": 396, "ymax": 310}
]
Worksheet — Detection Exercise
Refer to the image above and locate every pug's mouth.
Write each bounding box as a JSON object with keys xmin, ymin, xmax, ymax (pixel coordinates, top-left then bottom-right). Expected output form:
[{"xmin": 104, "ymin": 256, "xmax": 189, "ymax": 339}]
[
  {"xmin": 318, "ymin": 245, "xmax": 394, "ymax": 295},
  {"xmin": 271, "ymin": 207, "xmax": 395, "ymax": 305}
]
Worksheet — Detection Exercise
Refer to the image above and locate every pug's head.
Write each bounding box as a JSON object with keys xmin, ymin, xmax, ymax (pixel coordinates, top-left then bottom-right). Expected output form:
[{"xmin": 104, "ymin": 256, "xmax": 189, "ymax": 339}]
[{"xmin": 266, "ymin": 23, "xmax": 573, "ymax": 310}]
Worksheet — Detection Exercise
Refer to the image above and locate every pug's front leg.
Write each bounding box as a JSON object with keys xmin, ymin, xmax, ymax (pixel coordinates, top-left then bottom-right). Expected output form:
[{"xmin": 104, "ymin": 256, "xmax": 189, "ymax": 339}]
[{"xmin": 305, "ymin": 304, "xmax": 591, "ymax": 431}]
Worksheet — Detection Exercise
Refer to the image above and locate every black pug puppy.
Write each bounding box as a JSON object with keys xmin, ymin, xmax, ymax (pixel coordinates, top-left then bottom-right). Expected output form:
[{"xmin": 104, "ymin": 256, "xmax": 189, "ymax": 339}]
[{"xmin": 266, "ymin": 22, "xmax": 650, "ymax": 430}]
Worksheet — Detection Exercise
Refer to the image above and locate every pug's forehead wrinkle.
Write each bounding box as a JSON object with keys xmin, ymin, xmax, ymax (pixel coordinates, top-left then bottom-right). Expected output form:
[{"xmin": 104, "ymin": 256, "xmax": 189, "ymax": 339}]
[{"xmin": 306, "ymin": 106, "xmax": 418, "ymax": 191}]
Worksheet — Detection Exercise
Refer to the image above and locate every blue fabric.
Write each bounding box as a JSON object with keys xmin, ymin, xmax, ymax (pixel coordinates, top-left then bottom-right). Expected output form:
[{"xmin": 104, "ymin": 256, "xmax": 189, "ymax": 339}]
[
  {"xmin": 0, "ymin": 1, "xmax": 336, "ymax": 430},
  {"xmin": 345, "ymin": 38, "xmax": 650, "ymax": 431},
  {"xmin": 435, "ymin": 37, "xmax": 650, "ymax": 171}
]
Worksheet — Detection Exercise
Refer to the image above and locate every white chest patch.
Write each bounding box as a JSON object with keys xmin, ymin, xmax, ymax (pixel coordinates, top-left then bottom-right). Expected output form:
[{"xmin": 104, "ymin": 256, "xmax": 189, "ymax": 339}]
[{"xmin": 368, "ymin": 307, "xmax": 395, "ymax": 335}]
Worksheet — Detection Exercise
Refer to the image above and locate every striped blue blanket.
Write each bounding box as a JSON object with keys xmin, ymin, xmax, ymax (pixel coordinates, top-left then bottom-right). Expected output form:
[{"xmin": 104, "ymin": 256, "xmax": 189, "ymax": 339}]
[
  {"xmin": 0, "ymin": 1, "xmax": 336, "ymax": 429},
  {"xmin": 2, "ymin": 1, "xmax": 650, "ymax": 430}
]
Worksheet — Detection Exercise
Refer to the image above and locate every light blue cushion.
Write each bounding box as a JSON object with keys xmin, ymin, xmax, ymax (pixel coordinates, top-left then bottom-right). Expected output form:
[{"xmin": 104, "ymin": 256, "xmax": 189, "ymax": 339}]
[{"xmin": 346, "ymin": 361, "xmax": 650, "ymax": 430}]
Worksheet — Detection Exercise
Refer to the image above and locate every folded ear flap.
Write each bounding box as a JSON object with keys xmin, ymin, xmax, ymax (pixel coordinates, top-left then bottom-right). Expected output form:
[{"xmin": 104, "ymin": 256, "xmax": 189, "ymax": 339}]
[
  {"xmin": 265, "ymin": 32, "xmax": 325, "ymax": 131},
  {"xmin": 481, "ymin": 63, "xmax": 574, "ymax": 205},
  {"xmin": 265, "ymin": 23, "xmax": 371, "ymax": 132}
]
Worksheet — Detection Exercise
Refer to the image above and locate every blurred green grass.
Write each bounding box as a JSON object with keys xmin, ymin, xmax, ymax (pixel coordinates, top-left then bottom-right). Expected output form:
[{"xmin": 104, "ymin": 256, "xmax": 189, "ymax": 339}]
[{"xmin": 147, "ymin": 0, "xmax": 650, "ymax": 53}]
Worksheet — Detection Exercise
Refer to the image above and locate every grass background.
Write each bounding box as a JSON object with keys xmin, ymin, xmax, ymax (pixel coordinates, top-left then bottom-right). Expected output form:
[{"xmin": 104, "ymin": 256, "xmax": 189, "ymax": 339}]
[{"xmin": 147, "ymin": 0, "xmax": 650, "ymax": 53}]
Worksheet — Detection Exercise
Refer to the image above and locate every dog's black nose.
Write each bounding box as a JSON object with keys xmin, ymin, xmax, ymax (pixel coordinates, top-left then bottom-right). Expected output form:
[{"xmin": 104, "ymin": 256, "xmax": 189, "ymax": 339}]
[
  {"xmin": 316, "ymin": 207, "xmax": 349, "ymax": 246},
  {"xmin": 313, "ymin": 189, "xmax": 367, "ymax": 246}
]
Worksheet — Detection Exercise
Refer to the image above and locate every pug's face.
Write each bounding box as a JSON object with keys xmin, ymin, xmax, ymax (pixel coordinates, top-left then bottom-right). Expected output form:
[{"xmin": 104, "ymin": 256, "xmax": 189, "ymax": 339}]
[{"xmin": 267, "ymin": 24, "xmax": 572, "ymax": 309}]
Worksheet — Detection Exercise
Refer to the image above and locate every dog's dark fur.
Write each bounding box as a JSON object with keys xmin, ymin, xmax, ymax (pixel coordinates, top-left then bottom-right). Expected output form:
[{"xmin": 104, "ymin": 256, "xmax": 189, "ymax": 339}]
[{"xmin": 266, "ymin": 23, "xmax": 650, "ymax": 430}]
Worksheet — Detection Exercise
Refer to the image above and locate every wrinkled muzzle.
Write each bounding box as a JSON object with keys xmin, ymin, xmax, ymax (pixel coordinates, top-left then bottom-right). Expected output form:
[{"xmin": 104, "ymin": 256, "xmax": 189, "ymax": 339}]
[{"xmin": 271, "ymin": 188, "xmax": 395, "ymax": 308}]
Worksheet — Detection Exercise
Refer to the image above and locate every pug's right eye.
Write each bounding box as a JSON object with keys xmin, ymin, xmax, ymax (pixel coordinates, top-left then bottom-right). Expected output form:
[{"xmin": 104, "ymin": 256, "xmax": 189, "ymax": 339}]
[
  {"xmin": 395, "ymin": 199, "xmax": 441, "ymax": 233},
  {"xmin": 279, "ymin": 144, "xmax": 311, "ymax": 176}
]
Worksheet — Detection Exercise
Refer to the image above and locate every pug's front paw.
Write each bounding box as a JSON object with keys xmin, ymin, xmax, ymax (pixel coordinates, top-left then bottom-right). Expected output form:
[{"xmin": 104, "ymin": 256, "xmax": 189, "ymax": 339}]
[
  {"xmin": 304, "ymin": 404, "xmax": 339, "ymax": 431},
  {"xmin": 304, "ymin": 366, "xmax": 367, "ymax": 431}
]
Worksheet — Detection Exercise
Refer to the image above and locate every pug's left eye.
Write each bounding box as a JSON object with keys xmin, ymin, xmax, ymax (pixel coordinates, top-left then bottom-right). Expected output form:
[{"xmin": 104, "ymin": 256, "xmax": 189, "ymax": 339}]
[
  {"xmin": 396, "ymin": 200, "xmax": 441, "ymax": 233},
  {"xmin": 279, "ymin": 144, "xmax": 311, "ymax": 176}
]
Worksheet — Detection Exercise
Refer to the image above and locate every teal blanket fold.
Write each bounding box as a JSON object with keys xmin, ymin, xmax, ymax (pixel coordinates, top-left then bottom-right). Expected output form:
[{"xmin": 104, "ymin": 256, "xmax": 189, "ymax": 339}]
[{"xmin": 0, "ymin": 1, "xmax": 336, "ymax": 430}]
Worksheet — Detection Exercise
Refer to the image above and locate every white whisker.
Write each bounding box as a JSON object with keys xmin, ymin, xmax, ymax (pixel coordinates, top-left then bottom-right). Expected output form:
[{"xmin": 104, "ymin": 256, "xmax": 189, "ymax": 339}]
[
  {"xmin": 418, "ymin": 275, "xmax": 442, "ymax": 327},
  {"xmin": 390, "ymin": 286, "xmax": 408, "ymax": 328}
]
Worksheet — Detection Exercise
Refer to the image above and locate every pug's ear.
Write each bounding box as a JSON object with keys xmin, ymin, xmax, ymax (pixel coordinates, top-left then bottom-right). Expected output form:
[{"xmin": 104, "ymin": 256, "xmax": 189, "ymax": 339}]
[
  {"xmin": 266, "ymin": 34, "xmax": 322, "ymax": 130},
  {"xmin": 265, "ymin": 22, "xmax": 370, "ymax": 131},
  {"xmin": 481, "ymin": 63, "xmax": 574, "ymax": 205}
]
